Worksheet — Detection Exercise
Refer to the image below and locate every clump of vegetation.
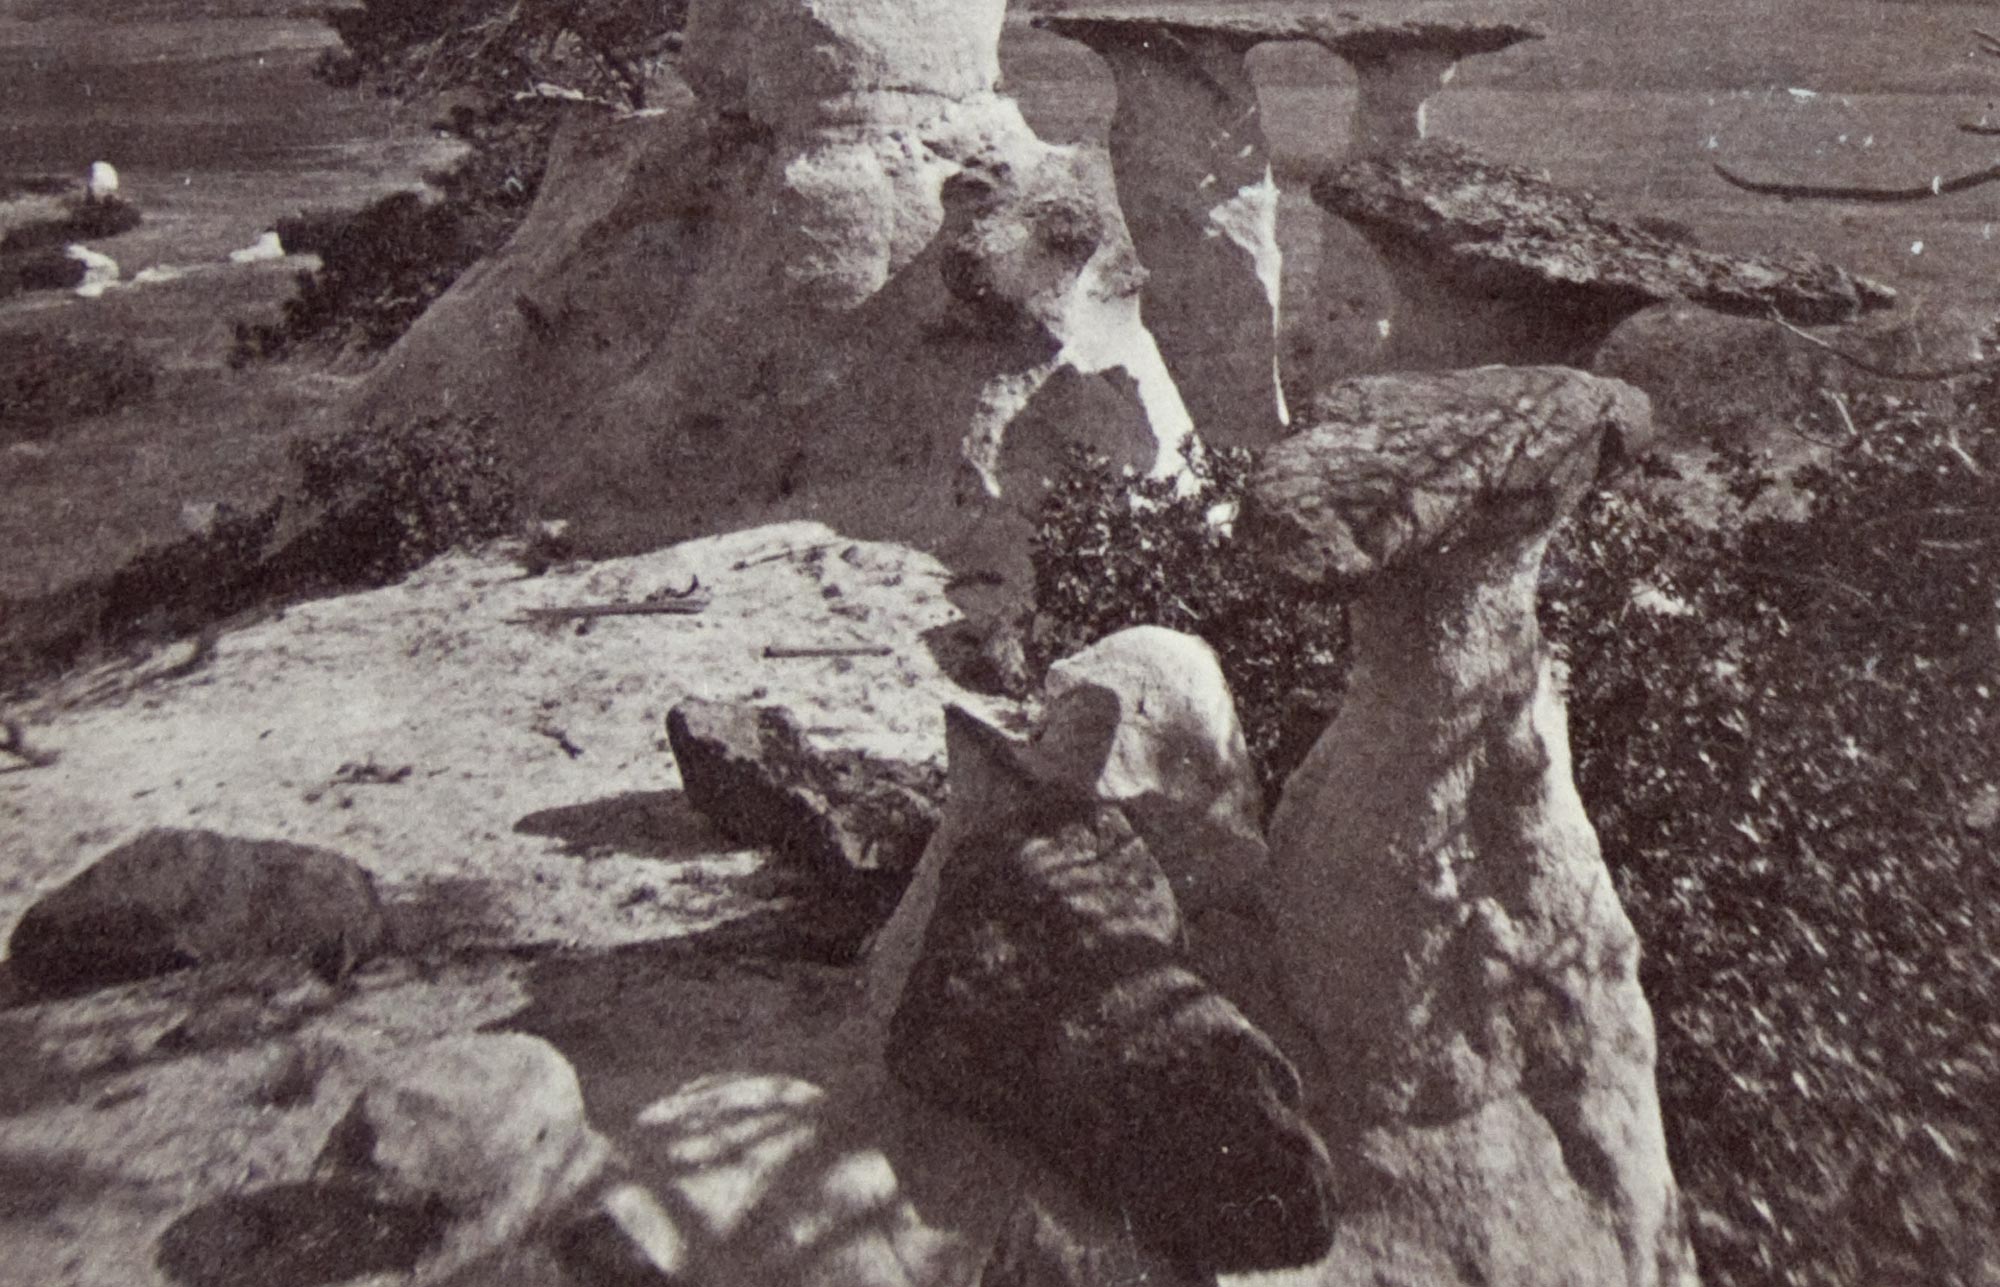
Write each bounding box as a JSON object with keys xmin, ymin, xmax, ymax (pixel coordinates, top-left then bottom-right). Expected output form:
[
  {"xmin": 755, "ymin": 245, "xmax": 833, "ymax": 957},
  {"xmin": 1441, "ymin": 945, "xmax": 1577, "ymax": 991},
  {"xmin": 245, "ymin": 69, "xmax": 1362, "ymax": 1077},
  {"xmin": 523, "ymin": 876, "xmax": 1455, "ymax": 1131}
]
[
  {"xmin": 0, "ymin": 331, "xmax": 158, "ymax": 443},
  {"xmin": 1030, "ymin": 445, "xmax": 1350, "ymax": 803},
  {"xmin": 1031, "ymin": 383, "xmax": 2000, "ymax": 1287},
  {"xmin": 232, "ymin": 191, "xmax": 487, "ymax": 361},
  {"xmin": 289, "ymin": 413, "xmax": 520, "ymax": 584},
  {"xmin": 0, "ymin": 195, "xmax": 142, "ymax": 256},
  {"xmin": 237, "ymin": 0, "xmax": 688, "ymax": 362},
  {"xmin": 1543, "ymin": 392, "xmax": 2000, "ymax": 1287},
  {"xmin": 0, "ymin": 414, "xmax": 520, "ymax": 693}
]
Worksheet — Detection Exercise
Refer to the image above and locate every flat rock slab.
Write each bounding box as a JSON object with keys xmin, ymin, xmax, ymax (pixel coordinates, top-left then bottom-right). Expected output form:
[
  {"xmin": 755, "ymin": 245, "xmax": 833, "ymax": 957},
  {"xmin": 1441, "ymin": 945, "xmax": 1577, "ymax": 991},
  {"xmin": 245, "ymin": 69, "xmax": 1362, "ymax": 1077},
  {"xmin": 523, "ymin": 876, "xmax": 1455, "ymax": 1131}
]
[
  {"xmin": 1317, "ymin": 140, "xmax": 1898, "ymax": 325},
  {"xmin": 1035, "ymin": 5, "xmax": 1540, "ymax": 56},
  {"xmin": 1247, "ymin": 365, "xmax": 1656, "ymax": 587},
  {"xmin": 7, "ymin": 828, "xmax": 385, "ymax": 1001}
]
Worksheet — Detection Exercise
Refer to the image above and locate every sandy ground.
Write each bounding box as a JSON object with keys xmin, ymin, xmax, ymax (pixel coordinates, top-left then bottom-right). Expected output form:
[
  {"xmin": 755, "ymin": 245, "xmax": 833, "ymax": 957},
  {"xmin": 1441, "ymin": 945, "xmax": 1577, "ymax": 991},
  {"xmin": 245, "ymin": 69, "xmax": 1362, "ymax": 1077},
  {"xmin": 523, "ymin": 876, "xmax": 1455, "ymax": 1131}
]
[{"xmin": 0, "ymin": 521, "xmax": 1019, "ymax": 960}]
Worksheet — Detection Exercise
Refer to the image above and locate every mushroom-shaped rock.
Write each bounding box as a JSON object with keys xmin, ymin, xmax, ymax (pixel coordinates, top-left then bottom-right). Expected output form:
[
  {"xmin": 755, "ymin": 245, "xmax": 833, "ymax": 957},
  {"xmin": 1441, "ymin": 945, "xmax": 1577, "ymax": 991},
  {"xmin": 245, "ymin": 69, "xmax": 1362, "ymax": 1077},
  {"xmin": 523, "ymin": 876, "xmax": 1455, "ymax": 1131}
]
[
  {"xmin": 1033, "ymin": 7, "xmax": 1291, "ymax": 447},
  {"xmin": 1300, "ymin": 12, "xmax": 1542, "ymax": 157},
  {"xmin": 881, "ymin": 706, "xmax": 1336, "ymax": 1274},
  {"xmin": 1241, "ymin": 366, "xmax": 1700, "ymax": 1286},
  {"xmin": 1316, "ymin": 140, "xmax": 1898, "ymax": 371}
]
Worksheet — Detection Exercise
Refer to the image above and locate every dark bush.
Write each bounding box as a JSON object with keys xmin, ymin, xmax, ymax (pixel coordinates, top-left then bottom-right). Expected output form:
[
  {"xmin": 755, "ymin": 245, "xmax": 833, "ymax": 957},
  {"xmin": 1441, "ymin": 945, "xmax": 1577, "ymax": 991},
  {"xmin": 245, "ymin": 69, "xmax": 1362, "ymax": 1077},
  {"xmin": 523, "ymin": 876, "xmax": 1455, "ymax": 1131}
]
[
  {"xmin": 1030, "ymin": 445, "xmax": 1350, "ymax": 804},
  {"xmin": 1, "ymin": 414, "xmax": 521, "ymax": 694},
  {"xmin": 0, "ymin": 195, "xmax": 142, "ymax": 255},
  {"xmin": 233, "ymin": 190, "xmax": 485, "ymax": 362},
  {"xmin": 1542, "ymin": 395, "xmax": 2000, "ymax": 1287},
  {"xmin": 0, "ymin": 331, "xmax": 158, "ymax": 442},
  {"xmin": 288, "ymin": 413, "xmax": 521, "ymax": 584}
]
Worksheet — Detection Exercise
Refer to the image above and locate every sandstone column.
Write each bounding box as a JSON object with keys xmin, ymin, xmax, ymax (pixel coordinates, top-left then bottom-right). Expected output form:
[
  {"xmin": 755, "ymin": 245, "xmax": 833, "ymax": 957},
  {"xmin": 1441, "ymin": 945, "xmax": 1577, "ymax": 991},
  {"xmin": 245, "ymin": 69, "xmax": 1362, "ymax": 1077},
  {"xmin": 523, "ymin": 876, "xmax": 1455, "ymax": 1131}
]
[
  {"xmin": 1243, "ymin": 366, "xmax": 1701, "ymax": 1287},
  {"xmin": 1036, "ymin": 11, "xmax": 1291, "ymax": 448},
  {"xmin": 1300, "ymin": 17, "xmax": 1542, "ymax": 159}
]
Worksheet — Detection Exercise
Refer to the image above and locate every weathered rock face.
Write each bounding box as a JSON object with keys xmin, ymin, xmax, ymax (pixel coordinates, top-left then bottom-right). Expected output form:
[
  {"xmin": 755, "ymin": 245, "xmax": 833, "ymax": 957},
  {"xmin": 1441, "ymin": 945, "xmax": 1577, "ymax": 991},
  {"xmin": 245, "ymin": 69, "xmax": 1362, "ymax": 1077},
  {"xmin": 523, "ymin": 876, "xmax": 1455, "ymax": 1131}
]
[
  {"xmin": 1314, "ymin": 140, "xmax": 1898, "ymax": 371},
  {"xmin": 356, "ymin": 0, "xmax": 1189, "ymax": 613},
  {"xmin": 882, "ymin": 706, "xmax": 1336, "ymax": 1275},
  {"xmin": 6, "ymin": 828, "xmax": 385, "ymax": 1000},
  {"xmin": 1036, "ymin": 10, "xmax": 1288, "ymax": 448},
  {"xmin": 666, "ymin": 696, "xmax": 945, "ymax": 883},
  {"xmin": 1242, "ymin": 366, "xmax": 1699, "ymax": 1287}
]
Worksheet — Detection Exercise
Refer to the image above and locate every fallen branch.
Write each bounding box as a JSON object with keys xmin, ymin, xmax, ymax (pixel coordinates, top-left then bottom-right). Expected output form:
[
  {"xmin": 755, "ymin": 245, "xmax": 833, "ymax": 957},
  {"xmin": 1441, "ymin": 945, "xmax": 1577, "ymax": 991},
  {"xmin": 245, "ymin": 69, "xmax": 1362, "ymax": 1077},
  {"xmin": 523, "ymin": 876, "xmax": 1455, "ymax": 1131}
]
[
  {"xmin": 732, "ymin": 542, "xmax": 841, "ymax": 570},
  {"xmin": 1714, "ymin": 158, "xmax": 2000, "ymax": 204},
  {"xmin": 1767, "ymin": 311, "xmax": 1996, "ymax": 383},
  {"xmin": 764, "ymin": 644, "xmax": 894, "ymax": 660},
  {"xmin": 510, "ymin": 597, "xmax": 710, "ymax": 623}
]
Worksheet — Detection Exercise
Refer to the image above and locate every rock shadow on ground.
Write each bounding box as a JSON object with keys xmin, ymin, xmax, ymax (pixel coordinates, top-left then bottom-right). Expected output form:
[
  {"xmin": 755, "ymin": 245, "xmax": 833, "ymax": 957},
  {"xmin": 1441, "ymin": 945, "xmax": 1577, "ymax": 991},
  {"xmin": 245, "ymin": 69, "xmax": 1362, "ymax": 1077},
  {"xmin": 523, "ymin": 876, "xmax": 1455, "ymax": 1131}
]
[{"xmin": 513, "ymin": 790, "xmax": 728, "ymax": 862}]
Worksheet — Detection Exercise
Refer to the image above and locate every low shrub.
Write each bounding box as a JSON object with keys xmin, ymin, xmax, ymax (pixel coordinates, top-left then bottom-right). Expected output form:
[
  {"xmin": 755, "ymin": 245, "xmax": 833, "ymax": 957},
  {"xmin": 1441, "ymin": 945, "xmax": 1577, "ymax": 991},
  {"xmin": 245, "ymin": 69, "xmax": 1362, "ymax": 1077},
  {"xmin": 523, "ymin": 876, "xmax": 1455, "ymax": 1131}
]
[
  {"xmin": 1030, "ymin": 445, "xmax": 1350, "ymax": 804},
  {"xmin": 0, "ymin": 330, "xmax": 158, "ymax": 442},
  {"xmin": 232, "ymin": 190, "xmax": 487, "ymax": 362},
  {"xmin": 286, "ymin": 413, "xmax": 521, "ymax": 584},
  {"xmin": 1, "ymin": 413, "xmax": 521, "ymax": 693},
  {"xmin": 0, "ymin": 195, "xmax": 142, "ymax": 255},
  {"xmin": 1543, "ymin": 396, "xmax": 2000, "ymax": 1287}
]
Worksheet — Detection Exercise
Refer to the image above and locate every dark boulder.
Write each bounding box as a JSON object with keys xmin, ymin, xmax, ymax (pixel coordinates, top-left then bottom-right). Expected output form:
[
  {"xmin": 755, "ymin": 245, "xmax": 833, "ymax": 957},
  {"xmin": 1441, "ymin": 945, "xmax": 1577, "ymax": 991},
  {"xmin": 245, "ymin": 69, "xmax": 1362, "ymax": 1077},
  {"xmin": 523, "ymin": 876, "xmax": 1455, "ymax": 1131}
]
[
  {"xmin": 666, "ymin": 698, "xmax": 944, "ymax": 884},
  {"xmin": 7, "ymin": 828, "xmax": 385, "ymax": 1000}
]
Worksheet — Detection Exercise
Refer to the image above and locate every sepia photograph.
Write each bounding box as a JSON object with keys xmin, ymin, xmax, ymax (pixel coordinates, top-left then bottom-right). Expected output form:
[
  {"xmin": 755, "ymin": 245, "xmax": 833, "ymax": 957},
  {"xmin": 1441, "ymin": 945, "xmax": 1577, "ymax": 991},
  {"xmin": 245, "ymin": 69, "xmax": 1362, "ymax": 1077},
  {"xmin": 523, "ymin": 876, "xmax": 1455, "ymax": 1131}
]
[{"xmin": 1, "ymin": 0, "xmax": 1996, "ymax": 1284}]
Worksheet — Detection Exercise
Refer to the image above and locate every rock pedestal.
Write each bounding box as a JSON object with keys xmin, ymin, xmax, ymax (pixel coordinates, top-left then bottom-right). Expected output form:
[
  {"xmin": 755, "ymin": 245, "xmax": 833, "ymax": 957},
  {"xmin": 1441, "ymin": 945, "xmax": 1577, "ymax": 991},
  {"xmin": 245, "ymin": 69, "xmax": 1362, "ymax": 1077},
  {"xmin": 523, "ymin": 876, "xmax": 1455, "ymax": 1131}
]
[
  {"xmin": 356, "ymin": 0, "xmax": 1191, "ymax": 611},
  {"xmin": 1037, "ymin": 11, "xmax": 1289, "ymax": 448},
  {"xmin": 1302, "ymin": 15, "xmax": 1542, "ymax": 158},
  {"xmin": 1242, "ymin": 366, "xmax": 1699, "ymax": 1286},
  {"xmin": 1315, "ymin": 140, "xmax": 1897, "ymax": 371}
]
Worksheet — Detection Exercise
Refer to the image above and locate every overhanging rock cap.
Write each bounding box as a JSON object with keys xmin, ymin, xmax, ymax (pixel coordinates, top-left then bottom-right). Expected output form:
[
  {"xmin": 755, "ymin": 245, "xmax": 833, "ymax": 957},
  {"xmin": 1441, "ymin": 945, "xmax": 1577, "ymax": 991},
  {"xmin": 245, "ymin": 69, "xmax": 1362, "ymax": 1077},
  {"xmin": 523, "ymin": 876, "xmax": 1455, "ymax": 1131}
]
[
  {"xmin": 1316, "ymin": 140, "xmax": 1898, "ymax": 325},
  {"xmin": 1034, "ymin": 4, "xmax": 1543, "ymax": 56},
  {"xmin": 1244, "ymin": 366, "xmax": 1654, "ymax": 585}
]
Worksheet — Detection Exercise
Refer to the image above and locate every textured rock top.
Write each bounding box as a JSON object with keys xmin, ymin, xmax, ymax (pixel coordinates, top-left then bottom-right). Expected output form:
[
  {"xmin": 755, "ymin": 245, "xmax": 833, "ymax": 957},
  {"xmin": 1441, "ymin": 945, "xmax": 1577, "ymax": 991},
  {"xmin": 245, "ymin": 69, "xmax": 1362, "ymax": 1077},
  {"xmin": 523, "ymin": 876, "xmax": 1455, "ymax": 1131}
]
[
  {"xmin": 1034, "ymin": 5, "xmax": 1541, "ymax": 60},
  {"xmin": 1317, "ymin": 140, "xmax": 1898, "ymax": 324},
  {"xmin": 1245, "ymin": 366, "xmax": 1653, "ymax": 585}
]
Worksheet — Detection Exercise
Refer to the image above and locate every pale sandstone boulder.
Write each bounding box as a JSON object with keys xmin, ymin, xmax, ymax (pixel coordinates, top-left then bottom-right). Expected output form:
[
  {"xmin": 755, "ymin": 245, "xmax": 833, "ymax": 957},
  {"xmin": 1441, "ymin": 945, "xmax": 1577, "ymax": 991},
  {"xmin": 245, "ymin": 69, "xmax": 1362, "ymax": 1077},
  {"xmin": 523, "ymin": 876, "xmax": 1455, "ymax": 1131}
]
[
  {"xmin": 1237, "ymin": 366, "xmax": 1699, "ymax": 1287},
  {"xmin": 319, "ymin": 1033, "xmax": 612, "ymax": 1284},
  {"xmin": 1035, "ymin": 625, "xmax": 1266, "ymax": 912}
]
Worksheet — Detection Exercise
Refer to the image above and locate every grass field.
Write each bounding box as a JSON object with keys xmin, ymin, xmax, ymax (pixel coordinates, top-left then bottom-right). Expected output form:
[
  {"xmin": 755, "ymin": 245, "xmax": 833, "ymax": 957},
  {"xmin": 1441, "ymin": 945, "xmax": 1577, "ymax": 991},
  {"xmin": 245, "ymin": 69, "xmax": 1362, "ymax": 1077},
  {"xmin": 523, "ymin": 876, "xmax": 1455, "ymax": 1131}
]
[{"xmin": 6, "ymin": 0, "xmax": 2000, "ymax": 606}]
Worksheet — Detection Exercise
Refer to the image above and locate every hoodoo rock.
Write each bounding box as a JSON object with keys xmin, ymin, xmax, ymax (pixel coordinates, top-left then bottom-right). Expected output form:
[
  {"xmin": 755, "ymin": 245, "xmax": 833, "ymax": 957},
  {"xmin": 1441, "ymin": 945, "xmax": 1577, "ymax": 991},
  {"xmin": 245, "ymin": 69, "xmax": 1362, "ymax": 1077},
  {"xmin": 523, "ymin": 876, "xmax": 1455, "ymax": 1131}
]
[
  {"xmin": 1303, "ymin": 11, "xmax": 1543, "ymax": 158},
  {"xmin": 1316, "ymin": 139, "xmax": 1898, "ymax": 370},
  {"xmin": 356, "ymin": 0, "xmax": 1189, "ymax": 614},
  {"xmin": 1035, "ymin": 9, "xmax": 1292, "ymax": 447},
  {"xmin": 1241, "ymin": 366, "xmax": 1699, "ymax": 1286}
]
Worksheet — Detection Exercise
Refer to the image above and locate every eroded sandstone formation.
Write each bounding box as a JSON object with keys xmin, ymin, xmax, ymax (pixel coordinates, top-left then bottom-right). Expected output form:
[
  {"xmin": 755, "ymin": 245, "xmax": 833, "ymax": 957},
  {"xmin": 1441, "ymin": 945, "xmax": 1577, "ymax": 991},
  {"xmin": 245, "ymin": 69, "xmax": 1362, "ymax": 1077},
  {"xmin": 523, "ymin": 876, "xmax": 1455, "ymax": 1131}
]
[
  {"xmin": 1241, "ymin": 366, "xmax": 1699, "ymax": 1286},
  {"xmin": 1304, "ymin": 14, "xmax": 1542, "ymax": 158},
  {"xmin": 359, "ymin": 0, "xmax": 1192, "ymax": 612},
  {"xmin": 1035, "ymin": 10, "xmax": 1291, "ymax": 446},
  {"xmin": 1316, "ymin": 140, "xmax": 1899, "ymax": 370}
]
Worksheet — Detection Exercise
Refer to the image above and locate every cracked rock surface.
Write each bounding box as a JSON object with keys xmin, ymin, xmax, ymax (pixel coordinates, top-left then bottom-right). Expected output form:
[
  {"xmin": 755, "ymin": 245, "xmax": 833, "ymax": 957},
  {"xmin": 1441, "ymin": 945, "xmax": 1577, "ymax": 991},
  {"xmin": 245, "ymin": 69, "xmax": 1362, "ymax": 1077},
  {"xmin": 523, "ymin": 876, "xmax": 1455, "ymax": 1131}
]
[{"xmin": 1316, "ymin": 140, "xmax": 1898, "ymax": 369}]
